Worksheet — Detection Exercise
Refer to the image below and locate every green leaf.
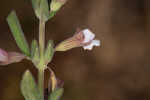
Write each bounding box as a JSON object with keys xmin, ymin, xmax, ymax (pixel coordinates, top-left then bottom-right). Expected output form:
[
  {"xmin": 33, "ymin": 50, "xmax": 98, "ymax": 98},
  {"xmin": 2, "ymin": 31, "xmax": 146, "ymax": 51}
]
[
  {"xmin": 48, "ymin": 88, "xmax": 64, "ymax": 100},
  {"xmin": 30, "ymin": 40, "xmax": 40, "ymax": 68},
  {"xmin": 48, "ymin": 11, "xmax": 56, "ymax": 20},
  {"xmin": 31, "ymin": 0, "xmax": 50, "ymax": 21},
  {"xmin": 31, "ymin": 41, "xmax": 40, "ymax": 68},
  {"xmin": 44, "ymin": 40, "xmax": 54, "ymax": 65},
  {"xmin": 31, "ymin": 0, "xmax": 41, "ymax": 18},
  {"xmin": 21, "ymin": 70, "xmax": 41, "ymax": 100},
  {"xmin": 31, "ymin": 39, "xmax": 38, "ymax": 58},
  {"xmin": 7, "ymin": 11, "xmax": 30, "ymax": 56},
  {"xmin": 40, "ymin": 0, "xmax": 50, "ymax": 21}
]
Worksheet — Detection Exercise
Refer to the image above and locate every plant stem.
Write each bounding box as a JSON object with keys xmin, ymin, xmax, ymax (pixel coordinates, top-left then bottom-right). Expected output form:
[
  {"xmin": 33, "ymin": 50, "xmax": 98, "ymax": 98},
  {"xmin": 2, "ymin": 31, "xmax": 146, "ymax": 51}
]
[
  {"xmin": 39, "ymin": 19, "xmax": 45, "ymax": 59},
  {"xmin": 38, "ymin": 69, "xmax": 44, "ymax": 100},
  {"xmin": 39, "ymin": 18, "xmax": 46, "ymax": 100}
]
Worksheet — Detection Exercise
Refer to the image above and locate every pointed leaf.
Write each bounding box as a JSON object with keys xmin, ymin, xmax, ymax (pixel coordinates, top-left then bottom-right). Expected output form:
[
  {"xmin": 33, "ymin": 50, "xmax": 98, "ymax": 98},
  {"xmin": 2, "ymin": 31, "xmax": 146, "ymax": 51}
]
[
  {"xmin": 44, "ymin": 40, "xmax": 54, "ymax": 65},
  {"xmin": 7, "ymin": 11, "xmax": 30, "ymax": 56},
  {"xmin": 40, "ymin": 0, "xmax": 50, "ymax": 21},
  {"xmin": 31, "ymin": 41, "xmax": 40, "ymax": 69},
  {"xmin": 31, "ymin": 39, "xmax": 38, "ymax": 58},
  {"xmin": 48, "ymin": 88, "xmax": 64, "ymax": 100},
  {"xmin": 48, "ymin": 11, "xmax": 56, "ymax": 20},
  {"xmin": 31, "ymin": 0, "xmax": 41, "ymax": 18},
  {"xmin": 32, "ymin": 45, "xmax": 40, "ymax": 68},
  {"xmin": 21, "ymin": 70, "xmax": 41, "ymax": 100}
]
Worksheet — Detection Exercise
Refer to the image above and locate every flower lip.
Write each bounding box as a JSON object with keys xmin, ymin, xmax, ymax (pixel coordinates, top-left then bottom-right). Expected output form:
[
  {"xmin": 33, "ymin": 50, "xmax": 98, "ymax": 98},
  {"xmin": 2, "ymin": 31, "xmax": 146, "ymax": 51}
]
[
  {"xmin": 82, "ymin": 29, "xmax": 95, "ymax": 43},
  {"xmin": 81, "ymin": 29, "xmax": 100, "ymax": 50},
  {"xmin": 83, "ymin": 40, "xmax": 100, "ymax": 50}
]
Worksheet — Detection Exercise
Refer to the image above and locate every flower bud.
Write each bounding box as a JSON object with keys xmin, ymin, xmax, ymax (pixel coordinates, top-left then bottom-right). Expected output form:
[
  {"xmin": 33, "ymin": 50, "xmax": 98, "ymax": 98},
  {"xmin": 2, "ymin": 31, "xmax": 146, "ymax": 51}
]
[
  {"xmin": 50, "ymin": 0, "xmax": 67, "ymax": 12},
  {"xmin": 55, "ymin": 29, "xmax": 100, "ymax": 51},
  {"xmin": 47, "ymin": 68, "xmax": 64, "ymax": 90}
]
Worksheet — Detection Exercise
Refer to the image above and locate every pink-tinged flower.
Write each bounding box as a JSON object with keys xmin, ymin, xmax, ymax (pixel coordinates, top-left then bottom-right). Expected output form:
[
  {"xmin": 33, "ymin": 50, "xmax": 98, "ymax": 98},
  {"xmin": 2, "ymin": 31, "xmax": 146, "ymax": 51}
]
[
  {"xmin": 55, "ymin": 29, "xmax": 100, "ymax": 51},
  {"xmin": 0, "ymin": 48, "xmax": 8, "ymax": 62},
  {"xmin": 0, "ymin": 48, "xmax": 25, "ymax": 65}
]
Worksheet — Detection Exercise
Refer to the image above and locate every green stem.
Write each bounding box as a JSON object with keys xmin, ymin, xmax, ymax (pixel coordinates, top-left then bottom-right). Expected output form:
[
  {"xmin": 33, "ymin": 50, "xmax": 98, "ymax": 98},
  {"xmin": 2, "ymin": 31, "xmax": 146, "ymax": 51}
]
[
  {"xmin": 39, "ymin": 19, "xmax": 45, "ymax": 59},
  {"xmin": 38, "ymin": 69, "xmax": 44, "ymax": 100},
  {"xmin": 38, "ymin": 18, "xmax": 46, "ymax": 100}
]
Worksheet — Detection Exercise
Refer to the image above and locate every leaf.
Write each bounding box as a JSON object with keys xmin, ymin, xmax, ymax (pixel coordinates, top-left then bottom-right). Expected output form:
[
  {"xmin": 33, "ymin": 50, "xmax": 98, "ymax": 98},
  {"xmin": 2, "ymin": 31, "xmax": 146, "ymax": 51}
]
[
  {"xmin": 48, "ymin": 11, "xmax": 56, "ymax": 20},
  {"xmin": 31, "ymin": 41, "xmax": 40, "ymax": 68},
  {"xmin": 44, "ymin": 40, "xmax": 54, "ymax": 65},
  {"xmin": 21, "ymin": 70, "xmax": 41, "ymax": 100},
  {"xmin": 7, "ymin": 11, "xmax": 30, "ymax": 56},
  {"xmin": 31, "ymin": 0, "xmax": 41, "ymax": 18},
  {"xmin": 40, "ymin": 0, "xmax": 50, "ymax": 21},
  {"xmin": 48, "ymin": 88, "xmax": 64, "ymax": 100},
  {"xmin": 31, "ymin": 0, "xmax": 50, "ymax": 21},
  {"xmin": 31, "ymin": 40, "xmax": 40, "ymax": 68},
  {"xmin": 31, "ymin": 39, "xmax": 38, "ymax": 58}
]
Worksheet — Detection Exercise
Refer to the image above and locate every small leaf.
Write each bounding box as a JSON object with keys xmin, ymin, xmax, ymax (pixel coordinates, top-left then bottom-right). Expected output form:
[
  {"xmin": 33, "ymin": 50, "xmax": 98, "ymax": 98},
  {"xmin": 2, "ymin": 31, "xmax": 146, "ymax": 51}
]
[
  {"xmin": 7, "ymin": 11, "xmax": 30, "ymax": 56},
  {"xmin": 44, "ymin": 40, "xmax": 54, "ymax": 65},
  {"xmin": 32, "ymin": 45, "xmax": 40, "ymax": 68},
  {"xmin": 31, "ymin": 40, "xmax": 40, "ymax": 68},
  {"xmin": 48, "ymin": 11, "xmax": 56, "ymax": 20},
  {"xmin": 31, "ymin": 0, "xmax": 41, "ymax": 18},
  {"xmin": 31, "ymin": 39, "xmax": 38, "ymax": 58},
  {"xmin": 40, "ymin": 0, "xmax": 50, "ymax": 21},
  {"xmin": 21, "ymin": 70, "xmax": 41, "ymax": 100},
  {"xmin": 50, "ymin": 0, "xmax": 67, "ymax": 12},
  {"xmin": 48, "ymin": 88, "xmax": 64, "ymax": 100}
]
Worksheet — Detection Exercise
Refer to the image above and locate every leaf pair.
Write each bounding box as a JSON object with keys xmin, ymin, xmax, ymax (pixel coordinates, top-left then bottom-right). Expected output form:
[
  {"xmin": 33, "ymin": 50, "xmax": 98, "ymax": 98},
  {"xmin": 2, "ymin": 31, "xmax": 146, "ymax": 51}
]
[{"xmin": 31, "ymin": 39, "xmax": 54, "ymax": 68}]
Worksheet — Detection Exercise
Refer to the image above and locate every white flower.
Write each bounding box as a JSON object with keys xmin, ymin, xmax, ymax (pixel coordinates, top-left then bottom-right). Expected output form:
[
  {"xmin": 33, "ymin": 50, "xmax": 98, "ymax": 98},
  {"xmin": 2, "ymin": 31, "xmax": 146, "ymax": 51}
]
[
  {"xmin": 82, "ymin": 29, "xmax": 100, "ymax": 50},
  {"xmin": 55, "ymin": 28, "xmax": 100, "ymax": 51}
]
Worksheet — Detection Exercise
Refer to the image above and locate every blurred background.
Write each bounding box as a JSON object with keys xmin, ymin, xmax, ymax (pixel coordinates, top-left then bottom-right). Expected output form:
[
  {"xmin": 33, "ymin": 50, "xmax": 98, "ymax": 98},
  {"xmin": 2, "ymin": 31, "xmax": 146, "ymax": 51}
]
[{"xmin": 0, "ymin": 0, "xmax": 150, "ymax": 100}]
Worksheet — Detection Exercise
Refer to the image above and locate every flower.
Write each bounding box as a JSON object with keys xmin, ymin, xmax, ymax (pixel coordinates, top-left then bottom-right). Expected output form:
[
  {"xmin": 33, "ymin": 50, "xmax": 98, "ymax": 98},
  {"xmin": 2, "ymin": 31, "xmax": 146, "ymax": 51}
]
[
  {"xmin": 55, "ymin": 29, "xmax": 100, "ymax": 51},
  {"xmin": 0, "ymin": 48, "xmax": 25, "ymax": 65}
]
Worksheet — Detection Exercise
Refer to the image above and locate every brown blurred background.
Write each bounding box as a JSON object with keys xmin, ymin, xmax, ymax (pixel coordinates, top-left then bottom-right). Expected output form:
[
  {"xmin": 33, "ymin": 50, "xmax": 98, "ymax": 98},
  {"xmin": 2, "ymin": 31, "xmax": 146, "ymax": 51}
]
[{"xmin": 0, "ymin": 0, "xmax": 150, "ymax": 100}]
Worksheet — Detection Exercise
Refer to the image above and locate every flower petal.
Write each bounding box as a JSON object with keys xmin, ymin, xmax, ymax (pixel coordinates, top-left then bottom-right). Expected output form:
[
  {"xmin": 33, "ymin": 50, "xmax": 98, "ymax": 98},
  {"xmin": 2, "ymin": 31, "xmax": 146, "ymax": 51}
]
[
  {"xmin": 0, "ymin": 49, "xmax": 8, "ymax": 62},
  {"xmin": 83, "ymin": 40, "xmax": 100, "ymax": 50},
  {"xmin": 82, "ymin": 29, "xmax": 95, "ymax": 43}
]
